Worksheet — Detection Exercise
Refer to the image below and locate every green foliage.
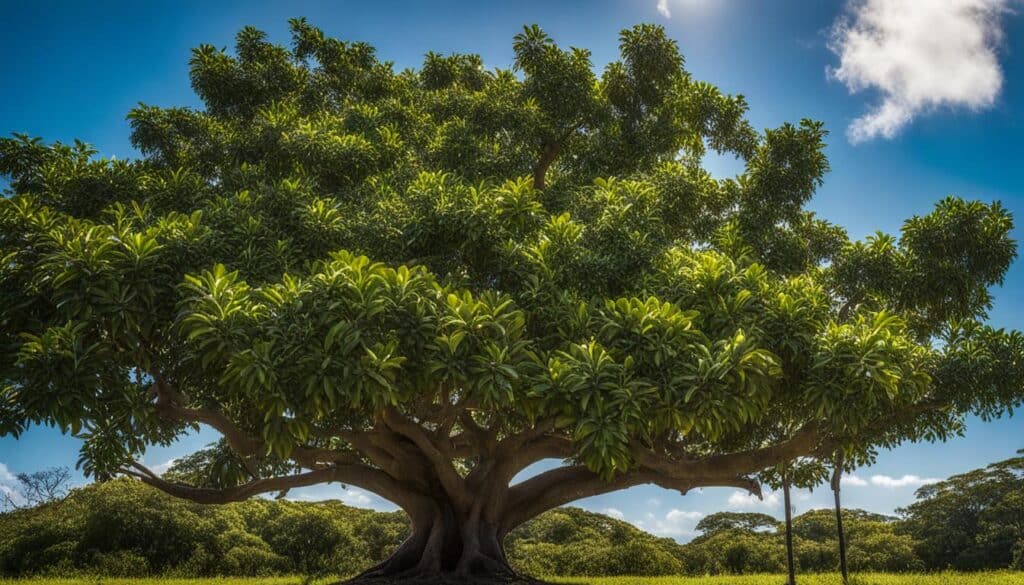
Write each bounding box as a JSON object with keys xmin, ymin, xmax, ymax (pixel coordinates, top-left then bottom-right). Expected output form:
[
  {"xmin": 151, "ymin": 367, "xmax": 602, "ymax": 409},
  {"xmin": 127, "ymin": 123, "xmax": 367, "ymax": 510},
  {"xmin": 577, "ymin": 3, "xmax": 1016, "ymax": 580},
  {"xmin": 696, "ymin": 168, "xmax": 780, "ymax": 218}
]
[
  {"xmin": 898, "ymin": 451, "xmax": 1024, "ymax": 571},
  {"xmin": 3, "ymin": 453, "xmax": 1024, "ymax": 578},
  {"xmin": 0, "ymin": 480, "xmax": 686, "ymax": 578},
  {"xmin": 695, "ymin": 511, "xmax": 779, "ymax": 535},
  {"xmin": 506, "ymin": 507, "xmax": 684, "ymax": 576},
  {"xmin": 681, "ymin": 508, "xmax": 920, "ymax": 576},
  {"xmin": 0, "ymin": 479, "xmax": 399, "ymax": 578},
  {"xmin": 0, "ymin": 18, "xmax": 1021, "ymax": 535}
]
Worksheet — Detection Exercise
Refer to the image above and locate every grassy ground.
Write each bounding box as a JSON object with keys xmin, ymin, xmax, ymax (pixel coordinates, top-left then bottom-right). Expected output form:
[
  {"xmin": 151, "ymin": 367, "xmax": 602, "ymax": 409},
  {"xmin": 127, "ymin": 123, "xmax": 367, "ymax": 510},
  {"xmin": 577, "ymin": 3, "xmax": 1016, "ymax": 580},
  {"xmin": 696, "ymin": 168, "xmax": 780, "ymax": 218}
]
[
  {"xmin": 3, "ymin": 574, "xmax": 1024, "ymax": 585},
  {"xmin": 552, "ymin": 574, "xmax": 1024, "ymax": 585},
  {"xmin": 0, "ymin": 580, "xmax": 336, "ymax": 585}
]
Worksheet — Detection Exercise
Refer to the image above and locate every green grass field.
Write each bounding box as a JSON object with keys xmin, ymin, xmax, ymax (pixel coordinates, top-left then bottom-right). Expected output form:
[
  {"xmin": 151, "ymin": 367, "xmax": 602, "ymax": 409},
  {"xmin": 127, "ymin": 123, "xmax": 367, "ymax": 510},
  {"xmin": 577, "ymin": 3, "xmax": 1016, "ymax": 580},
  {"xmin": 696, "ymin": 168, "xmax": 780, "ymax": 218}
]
[
  {"xmin": 2, "ymin": 574, "xmax": 1024, "ymax": 585},
  {"xmin": 552, "ymin": 575, "xmax": 1024, "ymax": 585}
]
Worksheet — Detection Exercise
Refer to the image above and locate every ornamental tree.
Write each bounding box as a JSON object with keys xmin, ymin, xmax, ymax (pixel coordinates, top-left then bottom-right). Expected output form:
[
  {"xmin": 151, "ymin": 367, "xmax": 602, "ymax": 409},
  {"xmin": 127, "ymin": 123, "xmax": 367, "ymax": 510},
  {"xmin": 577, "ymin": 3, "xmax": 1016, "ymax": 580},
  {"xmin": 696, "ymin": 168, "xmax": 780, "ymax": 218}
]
[{"xmin": 1, "ymin": 20, "xmax": 1022, "ymax": 580}]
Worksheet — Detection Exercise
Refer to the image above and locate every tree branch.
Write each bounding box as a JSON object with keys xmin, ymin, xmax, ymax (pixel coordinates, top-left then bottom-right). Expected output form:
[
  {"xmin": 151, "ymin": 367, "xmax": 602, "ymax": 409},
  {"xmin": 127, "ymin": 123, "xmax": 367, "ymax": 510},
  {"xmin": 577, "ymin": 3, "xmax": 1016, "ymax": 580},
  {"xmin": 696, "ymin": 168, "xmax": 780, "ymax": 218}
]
[
  {"xmin": 121, "ymin": 459, "xmax": 423, "ymax": 510},
  {"xmin": 152, "ymin": 377, "xmax": 383, "ymax": 476},
  {"xmin": 382, "ymin": 406, "xmax": 470, "ymax": 506}
]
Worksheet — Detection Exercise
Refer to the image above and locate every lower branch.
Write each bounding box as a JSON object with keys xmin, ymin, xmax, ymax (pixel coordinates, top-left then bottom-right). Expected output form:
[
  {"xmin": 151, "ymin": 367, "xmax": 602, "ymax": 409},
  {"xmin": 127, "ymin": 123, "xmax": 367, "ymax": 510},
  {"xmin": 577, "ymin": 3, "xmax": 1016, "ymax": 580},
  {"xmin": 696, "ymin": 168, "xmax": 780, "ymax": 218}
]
[{"xmin": 122, "ymin": 461, "xmax": 419, "ymax": 509}]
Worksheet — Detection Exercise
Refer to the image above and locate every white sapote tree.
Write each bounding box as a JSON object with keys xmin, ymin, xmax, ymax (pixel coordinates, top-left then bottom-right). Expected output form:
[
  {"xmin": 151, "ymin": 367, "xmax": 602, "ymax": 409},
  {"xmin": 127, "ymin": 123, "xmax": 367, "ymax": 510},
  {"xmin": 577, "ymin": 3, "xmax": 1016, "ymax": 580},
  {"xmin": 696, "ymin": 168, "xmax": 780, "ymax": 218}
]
[{"xmin": 1, "ymin": 20, "xmax": 1022, "ymax": 581}]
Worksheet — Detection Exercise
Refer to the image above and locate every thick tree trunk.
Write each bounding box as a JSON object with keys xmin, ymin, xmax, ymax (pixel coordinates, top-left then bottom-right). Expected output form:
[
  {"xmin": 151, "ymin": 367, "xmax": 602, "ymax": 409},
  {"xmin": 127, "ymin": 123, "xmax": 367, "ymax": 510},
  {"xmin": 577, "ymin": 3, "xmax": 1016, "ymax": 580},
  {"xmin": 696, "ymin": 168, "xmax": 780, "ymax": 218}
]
[{"xmin": 352, "ymin": 496, "xmax": 517, "ymax": 582}]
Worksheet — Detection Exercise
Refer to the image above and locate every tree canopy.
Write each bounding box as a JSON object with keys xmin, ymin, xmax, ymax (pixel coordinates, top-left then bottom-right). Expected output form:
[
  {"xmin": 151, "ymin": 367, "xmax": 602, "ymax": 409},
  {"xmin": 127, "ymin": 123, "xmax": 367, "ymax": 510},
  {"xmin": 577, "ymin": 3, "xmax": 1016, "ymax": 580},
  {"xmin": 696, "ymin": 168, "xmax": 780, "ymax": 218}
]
[
  {"xmin": 899, "ymin": 450, "xmax": 1024, "ymax": 570},
  {"xmin": 1, "ymin": 19, "xmax": 1022, "ymax": 579}
]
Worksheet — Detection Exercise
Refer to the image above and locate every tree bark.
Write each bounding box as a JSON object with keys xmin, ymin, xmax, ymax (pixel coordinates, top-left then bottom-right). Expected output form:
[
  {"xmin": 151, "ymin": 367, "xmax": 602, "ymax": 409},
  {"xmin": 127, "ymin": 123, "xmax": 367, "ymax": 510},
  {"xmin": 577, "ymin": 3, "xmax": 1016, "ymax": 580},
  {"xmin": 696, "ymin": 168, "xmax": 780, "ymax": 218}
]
[
  {"xmin": 532, "ymin": 139, "xmax": 562, "ymax": 190},
  {"xmin": 783, "ymin": 469, "xmax": 797, "ymax": 585},
  {"xmin": 832, "ymin": 455, "xmax": 849, "ymax": 584},
  {"xmin": 353, "ymin": 495, "xmax": 516, "ymax": 581}
]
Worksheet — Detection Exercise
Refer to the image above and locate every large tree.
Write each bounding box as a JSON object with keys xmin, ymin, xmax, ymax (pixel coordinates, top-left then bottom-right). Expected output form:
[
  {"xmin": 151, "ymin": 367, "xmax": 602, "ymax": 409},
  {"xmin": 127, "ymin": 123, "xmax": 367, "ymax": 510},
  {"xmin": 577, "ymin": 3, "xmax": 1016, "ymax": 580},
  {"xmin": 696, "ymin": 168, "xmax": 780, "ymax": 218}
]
[
  {"xmin": 1, "ymin": 20, "xmax": 1022, "ymax": 581},
  {"xmin": 899, "ymin": 450, "xmax": 1024, "ymax": 570}
]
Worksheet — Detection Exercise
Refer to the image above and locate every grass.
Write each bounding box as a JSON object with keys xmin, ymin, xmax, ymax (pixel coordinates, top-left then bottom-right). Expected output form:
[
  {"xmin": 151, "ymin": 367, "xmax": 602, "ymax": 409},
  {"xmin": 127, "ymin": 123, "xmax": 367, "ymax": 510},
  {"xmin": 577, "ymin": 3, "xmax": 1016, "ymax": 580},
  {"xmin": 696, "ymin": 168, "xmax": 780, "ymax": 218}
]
[
  {"xmin": 0, "ymin": 579, "xmax": 335, "ymax": 585},
  {"xmin": 0, "ymin": 578, "xmax": 1022, "ymax": 585},
  {"xmin": 551, "ymin": 575, "xmax": 1024, "ymax": 585},
  {"xmin": 0, "ymin": 580, "xmax": 334, "ymax": 585},
  {"xmin": 2, "ymin": 574, "xmax": 1023, "ymax": 585}
]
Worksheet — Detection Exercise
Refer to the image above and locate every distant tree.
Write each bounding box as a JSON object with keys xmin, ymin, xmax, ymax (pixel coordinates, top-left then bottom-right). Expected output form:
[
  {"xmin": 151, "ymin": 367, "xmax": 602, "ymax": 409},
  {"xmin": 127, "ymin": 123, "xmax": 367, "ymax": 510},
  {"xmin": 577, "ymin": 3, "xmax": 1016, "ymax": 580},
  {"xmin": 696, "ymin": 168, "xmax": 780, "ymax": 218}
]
[
  {"xmin": 1, "ymin": 466, "xmax": 72, "ymax": 510},
  {"xmin": 899, "ymin": 450, "xmax": 1024, "ymax": 570},
  {"xmin": 793, "ymin": 508, "xmax": 896, "ymax": 543},
  {"xmin": 791, "ymin": 508, "xmax": 919, "ymax": 572},
  {"xmin": 2, "ymin": 18, "xmax": 1023, "ymax": 581},
  {"xmin": 696, "ymin": 511, "xmax": 779, "ymax": 534},
  {"xmin": 680, "ymin": 528, "xmax": 785, "ymax": 575}
]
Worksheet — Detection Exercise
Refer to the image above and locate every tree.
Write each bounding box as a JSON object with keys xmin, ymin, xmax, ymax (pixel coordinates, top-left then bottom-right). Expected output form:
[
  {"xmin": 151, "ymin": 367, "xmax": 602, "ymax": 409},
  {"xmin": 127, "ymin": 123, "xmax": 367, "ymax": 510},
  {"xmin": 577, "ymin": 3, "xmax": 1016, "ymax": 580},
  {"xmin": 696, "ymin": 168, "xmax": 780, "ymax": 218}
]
[
  {"xmin": 1, "ymin": 19, "xmax": 1022, "ymax": 581},
  {"xmin": 790, "ymin": 508, "xmax": 920, "ymax": 573},
  {"xmin": 695, "ymin": 511, "xmax": 779, "ymax": 535},
  {"xmin": 783, "ymin": 465, "xmax": 797, "ymax": 585},
  {"xmin": 898, "ymin": 450, "xmax": 1024, "ymax": 570},
  {"xmin": 1, "ymin": 466, "xmax": 72, "ymax": 510},
  {"xmin": 831, "ymin": 452, "xmax": 849, "ymax": 583}
]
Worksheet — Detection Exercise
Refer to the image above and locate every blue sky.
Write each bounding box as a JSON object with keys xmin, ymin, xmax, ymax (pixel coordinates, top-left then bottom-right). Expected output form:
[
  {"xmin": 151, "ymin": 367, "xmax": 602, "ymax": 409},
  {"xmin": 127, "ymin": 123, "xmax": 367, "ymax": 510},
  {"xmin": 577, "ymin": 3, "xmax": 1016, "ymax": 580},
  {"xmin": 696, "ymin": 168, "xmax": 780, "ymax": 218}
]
[{"xmin": 1, "ymin": 0, "xmax": 1023, "ymax": 541}]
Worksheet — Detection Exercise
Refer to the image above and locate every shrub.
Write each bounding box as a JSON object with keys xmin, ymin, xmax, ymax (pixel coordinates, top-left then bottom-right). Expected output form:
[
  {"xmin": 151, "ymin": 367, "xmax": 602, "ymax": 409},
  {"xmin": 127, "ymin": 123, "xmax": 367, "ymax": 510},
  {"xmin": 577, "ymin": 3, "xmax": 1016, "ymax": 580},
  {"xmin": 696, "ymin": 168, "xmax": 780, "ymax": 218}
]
[
  {"xmin": 92, "ymin": 550, "xmax": 150, "ymax": 577},
  {"xmin": 220, "ymin": 545, "xmax": 290, "ymax": 576}
]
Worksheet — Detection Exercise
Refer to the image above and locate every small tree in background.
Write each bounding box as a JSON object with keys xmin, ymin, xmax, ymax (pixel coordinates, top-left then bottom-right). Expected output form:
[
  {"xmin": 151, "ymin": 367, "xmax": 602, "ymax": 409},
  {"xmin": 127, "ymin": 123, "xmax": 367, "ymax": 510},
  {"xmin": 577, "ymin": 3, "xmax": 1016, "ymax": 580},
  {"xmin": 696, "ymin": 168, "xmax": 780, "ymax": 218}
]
[
  {"xmin": 1, "ymin": 466, "xmax": 72, "ymax": 510},
  {"xmin": 1, "ymin": 20, "xmax": 1023, "ymax": 580},
  {"xmin": 899, "ymin": 449, "xmax": 1024, "ymax": 570},
  {"xmin": 695, "ymin": 511, "xmax": 779, "ymax": 534}
]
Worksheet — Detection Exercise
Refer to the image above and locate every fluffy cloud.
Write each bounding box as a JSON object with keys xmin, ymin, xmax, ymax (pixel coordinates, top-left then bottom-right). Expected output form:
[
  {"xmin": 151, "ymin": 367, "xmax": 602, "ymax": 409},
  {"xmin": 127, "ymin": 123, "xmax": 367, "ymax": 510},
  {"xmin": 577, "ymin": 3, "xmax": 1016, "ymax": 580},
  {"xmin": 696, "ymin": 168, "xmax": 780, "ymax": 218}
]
[
  {"xmin": 602, "ymin": 507, "xmax": 626, "ymax": 520},
  {"xmin": 0, "ymin": 462, "xmax": 15, "ymax": 483},
  {"xmin": 0, "ymin": 462, "xmax": 24, "ymax": 508},
  {"xmin": 828, "ymin": 0, "xmax": 1014, "ymax": 142},
  {"xmin": 728, "ymin": 489, "xmax": 781, "ymax": 509},
  {"xmin": 340, "ymin": 488, "xmax": 372, "ymax": 506},
  {"xmin": 655, "ymin": 0, "xmax": 718, "ymax": 19},
  {"xmin": 636, "ymin": 508, "xmax": 705, "ymax": 538},
  {"xmin": 149, "ymin": 459, "xmax": 177, "ymax": 476},
  {"xmin": 841, "ymin": 473, "xmax": 869, "ymax": 486},
  {"xmin": 870, "ymin": 474, "xmax": 941, "ymax": 488},
  {"xmin": 657, "ymin": 0, "xmax": 672, "ymax": 18}
]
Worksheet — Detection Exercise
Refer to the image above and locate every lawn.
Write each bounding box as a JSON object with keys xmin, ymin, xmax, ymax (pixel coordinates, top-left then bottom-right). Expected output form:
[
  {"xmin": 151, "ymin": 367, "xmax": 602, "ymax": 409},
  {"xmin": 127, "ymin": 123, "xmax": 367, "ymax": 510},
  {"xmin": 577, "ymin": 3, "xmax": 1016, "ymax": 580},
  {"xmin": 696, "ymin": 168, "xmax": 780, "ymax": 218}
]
[
  {"xmin": 552, "ymin": 575, "xmax": 1024, "ymax": 585},
  {"xmin": 3, "ymin": 574, "xmax": 1024, "ymax": 585}
]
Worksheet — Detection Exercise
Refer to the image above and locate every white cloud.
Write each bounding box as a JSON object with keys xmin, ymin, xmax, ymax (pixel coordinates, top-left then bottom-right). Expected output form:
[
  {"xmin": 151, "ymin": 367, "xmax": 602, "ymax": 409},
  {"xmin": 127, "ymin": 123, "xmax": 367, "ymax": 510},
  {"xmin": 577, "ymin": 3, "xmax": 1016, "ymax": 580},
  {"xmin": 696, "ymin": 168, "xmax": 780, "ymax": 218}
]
[
  {"xmin": 0, "ymin": 462, "xmax": 15, "ymax": 483},
  {"xmin": 828, "ymin": 0, "xmax": 1014, "ymax": 142},
  {"xmin": 0, "ymin": 483, "xmax": 24, "ymax": 506},
  {"xmin": 647, "ymin": 497, "xmax": 661, "ymax": 508},
  {"xmin": 841, "ymin": 473, "xmax": 869, "ymax": 486},
  {"xmin": 149, "ymin": 458, "xmax": 177, "ymax": 476},
  {"xmin": 340, "ymin": 488, "xmax": 372, "ymax": 506},
  {"xmin": 640, "ymin": 508, "xmax": 704, "ymax": 538},
  {"xmin": 0, "ymin": 463, "xmax": 24, "ymax": 508},
  {"xmin": 728, "ymin": 489, "xmax": 781, "ymax": 509},
  {"xmin": 655, "ymin": 0, "xmax": 719, "ymax": 19},
  {"xmin": 870, "ymin": 474, "xmax": 941, "ymax": 488},
  {"xmin": 602, "ymin": 507, "xmax": 626, "ymax": 520}
]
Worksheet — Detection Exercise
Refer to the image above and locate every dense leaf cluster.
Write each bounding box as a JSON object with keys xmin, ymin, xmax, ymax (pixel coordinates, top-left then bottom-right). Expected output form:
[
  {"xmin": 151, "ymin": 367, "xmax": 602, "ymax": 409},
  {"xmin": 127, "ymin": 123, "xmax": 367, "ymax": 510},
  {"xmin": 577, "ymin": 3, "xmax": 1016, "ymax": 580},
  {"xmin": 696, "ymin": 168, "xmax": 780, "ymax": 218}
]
[
  {"xmin": 899, "ymin": 450, "xmax": 1024, "ymax": 570},
  {"xmin": 0, "ymin": 19, "xmax": 1020, "ymax": 495}
]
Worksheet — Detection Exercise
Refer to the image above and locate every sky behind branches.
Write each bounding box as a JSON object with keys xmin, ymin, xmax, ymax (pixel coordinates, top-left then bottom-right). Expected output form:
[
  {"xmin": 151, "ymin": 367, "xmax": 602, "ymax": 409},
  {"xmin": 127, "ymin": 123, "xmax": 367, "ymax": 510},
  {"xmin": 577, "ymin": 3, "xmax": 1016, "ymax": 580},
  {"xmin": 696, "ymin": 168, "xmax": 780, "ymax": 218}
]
[{"xmin": 1, "ymin": 0, "xmax": 1023, "ymax": 541}]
